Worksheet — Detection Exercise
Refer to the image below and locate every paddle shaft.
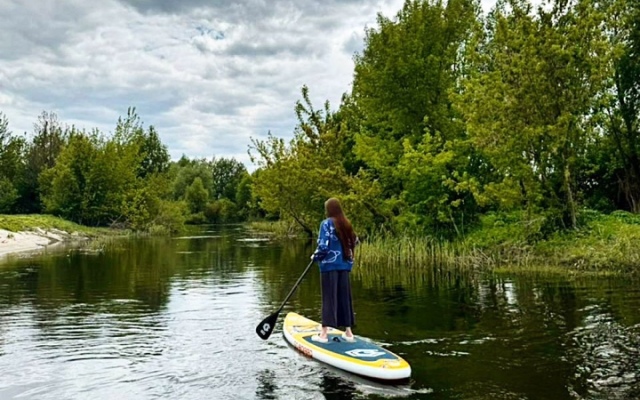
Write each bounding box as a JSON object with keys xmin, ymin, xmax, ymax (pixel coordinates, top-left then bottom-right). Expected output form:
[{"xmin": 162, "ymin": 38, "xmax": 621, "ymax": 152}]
[
  {"xmin": 276, "ymin": 259, "xmax": 315, "ymax": 314},
  {"xmin": 256, "ymin": 259, "xmax": 316, "ymax": 340}
]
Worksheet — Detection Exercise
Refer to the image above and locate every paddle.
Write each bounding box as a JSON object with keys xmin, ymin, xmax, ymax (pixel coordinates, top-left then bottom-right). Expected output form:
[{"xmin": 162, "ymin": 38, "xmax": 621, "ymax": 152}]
[{"xmin": 255, "ymin": 259, "xmax": 316, "ymax": 340}]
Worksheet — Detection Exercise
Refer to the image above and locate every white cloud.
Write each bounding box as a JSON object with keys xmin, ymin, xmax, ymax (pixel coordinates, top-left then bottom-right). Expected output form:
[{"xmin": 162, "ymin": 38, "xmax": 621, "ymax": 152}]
[{"xmin": 0, "ymin": 0, "xmax": 496, "ymax": 168}]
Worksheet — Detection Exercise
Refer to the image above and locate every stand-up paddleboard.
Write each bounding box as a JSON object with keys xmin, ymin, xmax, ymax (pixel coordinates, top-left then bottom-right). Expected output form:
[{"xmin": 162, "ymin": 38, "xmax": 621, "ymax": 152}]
[{"xmin": 283, "ymin": 312, "xmax": 411, "ymax": 381}]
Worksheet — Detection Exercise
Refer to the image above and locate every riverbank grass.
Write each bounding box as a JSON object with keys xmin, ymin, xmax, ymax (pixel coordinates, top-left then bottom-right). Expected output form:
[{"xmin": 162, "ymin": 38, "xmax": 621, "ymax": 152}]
[
  {"xmin": 533, "ymin": 211, "xmax": 640, "ymax": 273},
  {"xmin": 0, "ymin": 214, "xmax": 110, "ymax": 236},
  {"xmin": 246, "ymin": 211, "xmax": 640, "ymax": 274},
  {"xmin": 355, "ymin": 211, "xmax": 640, "ymax": 274}
]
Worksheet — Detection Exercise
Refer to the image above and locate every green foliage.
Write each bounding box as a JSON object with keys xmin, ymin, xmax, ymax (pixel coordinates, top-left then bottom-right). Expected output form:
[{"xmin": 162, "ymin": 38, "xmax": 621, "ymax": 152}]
[
  {"xmin": 250, "ymin": 132, "xmax": 328, "ymax": 236},
  {"xmin": 211, "ymin": 157, "xmax": 247, "ymax": 200},
  {"xmin": 39, "ymin": 133, "xmax": 100, "ymax": 224},
  {"xmin": 39, "ymin": 125, "xmax": 142, "ymax": 226},
  {"xmin": 0, "ymin": 113, "xmax": 23, "ymax": 213},
  {"xmin": 138, "ymin": 125, "xmax": 170, "ymax": 178},
  {"xmin": 235, "ymin": 174, "xmax": 255, "ymax": 219},
  {"xmin": 121, "ymin": 174, "xmax": 172, "ymax": 231},
  {"xmin": 351, "ymin": 0, "xmax": 481, "ymax": 236},
  {"xmin": 171, "ymin": 158, "xmax": 213, "ymax": 200},
  {"xmin": 354, "ymin": 0, "xmax": 475, "ymax": 144},
  {"xmin": 0, "ymin": 107, "xmax": 259, "ymax": 233},
  {"xmin": 185, "ymin": 177, "xmax": 209, "ymax": 214},
  {"xmin": 205, "ymin": 198, "xmax": 238, "ymax": 224},
  {"xmin": 185, "ymin": 211, "xmax": 207, "ymax": 225},
  {"xmin": 0, "ymin": 113, "xmax": 25, "ymax": 184},
  {"xmin": 250, "ymin": 86, "xmax": 352, "ymax": 236},
  {"xmin": 19, "ymin": 112, "xmax": 68, "ymax": 213},
  {"xmin": 34, "ymin": 109, "xmax": 178, "ymax": 232},
  {"xmin": 246, "ymin": 0, "xmax": 640, "ymax": 261},
  {"xmin": 535, "ymin": 211, "xmax": 640, "ymax": 272},
  {"xmin": 586, "ymin": 0, "xmax": 640, "ymax": 212},
  {"xmin": 463, "ymin": 211, "xmax": 547, "ymax": 249},
  {"xmin": 150, "ymin": 200, "xmax": 187, "ymax": 235},
  {"xmin": 355, "ymin": 209, "xmax": 640, "ymax": 274},
  {"xmin": 459, "ymin": 0, "xmax": 610, "ymax": 228},
  {"xmin": 0, "ymin": 177, "xmax": 18, "ymax": 213}
]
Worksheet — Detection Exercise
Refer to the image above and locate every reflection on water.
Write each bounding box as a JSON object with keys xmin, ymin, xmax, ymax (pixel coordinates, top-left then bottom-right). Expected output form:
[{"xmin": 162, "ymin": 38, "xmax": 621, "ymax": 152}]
[
  {"xmin": 0, "ymin": 225, "xmax": 639, "ymax": 399},
  {"xmin": 567, "ymin": 306, "xmax": 640, "ymax": 399}
]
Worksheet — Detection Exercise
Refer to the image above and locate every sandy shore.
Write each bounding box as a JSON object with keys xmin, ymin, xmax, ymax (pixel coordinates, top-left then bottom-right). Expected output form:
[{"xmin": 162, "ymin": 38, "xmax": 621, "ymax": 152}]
[{"xmin": 0, "ymin": 228, "xmax": 84, "ymax": 258}]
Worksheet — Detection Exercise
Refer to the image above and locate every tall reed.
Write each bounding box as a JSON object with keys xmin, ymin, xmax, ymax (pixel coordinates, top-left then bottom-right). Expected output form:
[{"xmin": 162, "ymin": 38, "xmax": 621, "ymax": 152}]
[
  {"xmin": 354, "ymin": 235, "xmax": 540, "ymax": 273},
  {"xmin": 356, "ymin": 236, "xmax": 473, "ymax": 270},
  {"xmin": 354, "ymin": 233, "xmax": 637, "ymax": 277}
]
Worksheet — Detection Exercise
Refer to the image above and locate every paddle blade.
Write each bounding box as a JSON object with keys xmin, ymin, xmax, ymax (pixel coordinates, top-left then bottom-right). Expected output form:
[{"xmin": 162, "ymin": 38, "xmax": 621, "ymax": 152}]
[{"xmin": 256, "ymin": 311, "xmax": 279, "ymax": 340}]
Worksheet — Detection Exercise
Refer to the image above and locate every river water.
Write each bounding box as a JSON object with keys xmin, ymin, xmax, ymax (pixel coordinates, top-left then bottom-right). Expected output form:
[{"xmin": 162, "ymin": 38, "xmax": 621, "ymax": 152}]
[{"xmin": 0, "ymin": 225, "xmax": 639, "ymax": 399}]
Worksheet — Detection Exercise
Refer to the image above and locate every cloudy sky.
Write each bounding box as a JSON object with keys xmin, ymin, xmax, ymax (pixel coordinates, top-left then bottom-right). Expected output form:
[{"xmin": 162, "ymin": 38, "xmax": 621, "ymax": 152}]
[{"xmin": 0, "ymin": 0, "xmax": 492, "ymax": 168}]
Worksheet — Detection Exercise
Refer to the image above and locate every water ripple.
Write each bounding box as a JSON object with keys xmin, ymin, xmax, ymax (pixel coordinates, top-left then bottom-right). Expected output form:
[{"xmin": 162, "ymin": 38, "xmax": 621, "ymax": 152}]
[{"xmin": 567, "ymin": 306, "xmax": 640, "ymax": 399}]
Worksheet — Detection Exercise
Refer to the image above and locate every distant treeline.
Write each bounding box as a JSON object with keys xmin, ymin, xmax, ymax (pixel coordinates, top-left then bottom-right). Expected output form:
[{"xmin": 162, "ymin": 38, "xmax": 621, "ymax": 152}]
[
  {"xmin": 2, "ymin": 0, "xmax": 639, "ymax": 241},
  {"xmin": 0, "ymin": 109, "xmax": 257, "ymax": 234}
]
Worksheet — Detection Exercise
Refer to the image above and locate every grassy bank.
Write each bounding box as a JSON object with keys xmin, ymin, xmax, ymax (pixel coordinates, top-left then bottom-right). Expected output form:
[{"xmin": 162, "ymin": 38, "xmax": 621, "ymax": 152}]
[
  {"xmin": 531, "ymin": 211, "xmax": 640, "ymax": 273},
  {"xmin": 355, "ymin": 211, "xmax": 640, "ymax": 275},
  {"xmin": 0, "ymin": 214, "xmax": 116, "ymax": 237},
  {"xmin": 252, "ymin": 211, "xmax": 640, "ymax": 275}
]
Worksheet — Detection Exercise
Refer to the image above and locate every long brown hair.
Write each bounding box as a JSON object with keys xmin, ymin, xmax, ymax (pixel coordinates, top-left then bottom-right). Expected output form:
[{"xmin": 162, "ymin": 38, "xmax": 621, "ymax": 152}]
[{"xmin": 325, "ymin": 198, "xmax": 356, "ymax": 261}]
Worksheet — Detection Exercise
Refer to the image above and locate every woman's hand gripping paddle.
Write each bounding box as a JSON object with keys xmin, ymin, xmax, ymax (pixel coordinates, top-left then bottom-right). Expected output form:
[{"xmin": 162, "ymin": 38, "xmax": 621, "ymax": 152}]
[{"xmin": 255, "ymin": 259, "xmax": 315, "ymax": 340}]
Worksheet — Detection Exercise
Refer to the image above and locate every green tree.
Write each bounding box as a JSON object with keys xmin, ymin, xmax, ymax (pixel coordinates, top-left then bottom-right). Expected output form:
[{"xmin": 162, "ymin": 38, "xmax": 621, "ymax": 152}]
[
  {"xmin": 250, "ymin": 133, "xmax": 321, "ymax": 236},
  {"xmin": 185, "ymin": 177, "xmax": 209, "ymax": 214},
  {"xmin": 235, "ymin": 174, "xmax": 255, "ymax": 219},
  {"xmin": 122, "ymin": 174, "xmax": 172, "ymax": 231},
  {"xmin": 0, "ymin": 113, "xmax": 24, "ymax": 213},
  {"xmin": 205, "ymin": 198, "xmax": 238, "ymax": 223},
  {"xmin": 459, "ymin": 0, "xmax": 609, "ymax": 229},
  {"xmin": 250, "ymin": 85, "xmax": 360, "ymax": 236},
  {"xmin": 210, "ymin": 157, "xmax": 247, "ymax": 200},
  {"xmin": 350, "ymin": 0, "xmax": 481, "ymax": 235},
  {"xmin": 39, "ymin": 133, "xmax": 98, "ymax": 223},
  {"xmin": 19, "ymin": 111, "xmax": 67, "ymax": 213},
  {"xmin": 591, "ymin": 0, "xmax": 640, "ymax": 212},
  {"xmin": 40, "ymin": 110, "xmax": 148, "ymax": 226},
  {"xmin": 171, "ymin": 158, "xmax": 213, "ymax": 200},
  {"xmin": 138, "ymin": 125, "xmax": 170, "ymax": 178},
  {"xmin": 0, "ymin": 177, "xmax": 18, "ymax": 213}
]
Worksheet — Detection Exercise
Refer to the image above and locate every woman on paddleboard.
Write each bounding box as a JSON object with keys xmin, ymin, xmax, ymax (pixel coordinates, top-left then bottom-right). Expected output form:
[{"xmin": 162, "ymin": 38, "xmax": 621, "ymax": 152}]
[{"xmin": 310, "ymin": 198, "xmax": 358, "ymax": 343}]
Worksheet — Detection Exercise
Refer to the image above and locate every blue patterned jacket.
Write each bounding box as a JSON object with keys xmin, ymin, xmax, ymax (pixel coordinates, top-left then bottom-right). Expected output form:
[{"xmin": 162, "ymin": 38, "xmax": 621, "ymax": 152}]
[{"xmin": 312, "ymin": 218, "xmax": 356, "ymax": 272}]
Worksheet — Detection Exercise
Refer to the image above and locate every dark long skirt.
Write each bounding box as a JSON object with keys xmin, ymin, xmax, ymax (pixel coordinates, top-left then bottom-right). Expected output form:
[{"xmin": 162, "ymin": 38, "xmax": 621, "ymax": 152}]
[{"xmin": 321, "ymin": 270, "xmax": 355, "ymax": 328}]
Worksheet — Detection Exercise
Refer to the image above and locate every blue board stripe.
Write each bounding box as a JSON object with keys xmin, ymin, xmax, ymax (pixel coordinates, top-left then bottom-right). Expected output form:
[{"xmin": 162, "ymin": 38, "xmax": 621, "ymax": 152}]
[{"xmin": 302, "ymin": 334, "xmax": 398, "ymax": 362}]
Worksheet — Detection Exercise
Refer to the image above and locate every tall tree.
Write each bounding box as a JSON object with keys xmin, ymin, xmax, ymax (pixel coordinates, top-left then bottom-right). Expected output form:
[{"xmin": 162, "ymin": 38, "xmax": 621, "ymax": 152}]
[
  {"xmin": 351, "ymin": 0, "xmax": 481, "ymax": 235},
  {"xmin": 185, "ymin": 177, "xmax": 209, "ymax": 214},
  {"xmin": 0, "ymin": 113, "xmax": 24, "ymax": 213},
  {"xmin": 235, "ymin": 173, "xmax": 256, "ymax": 219},
  {"xmin": 250, "ymin": 87, "xmax": 356, "ymax": 236},
  {"xmin": 595, "ymin": 0, "xmax": 640, "ymax": 212},
  {"xmin": 210, "ymin": 157, "xmax": 247, "ymax": 201},
  {"xmin": 19, "ymin": 111, "xmax": 67, "ymax": 213},
  {"xmin": 39, "ymin": 109, "xmax": 153, "ymax": 226},
  {"xmin": 39, "ymin": 132, "xmax": 99, "ymax": 224},
  {"xmin": 459, "ymin": 0, "xmax": 609, "ymax": 229},
  {"xmin": 171, "ymin": 158, "xmax": 214, "ymax": 200},
  {"xmin": 138, "ymin": 125, "xmax": 170, "ymax": 178}
]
